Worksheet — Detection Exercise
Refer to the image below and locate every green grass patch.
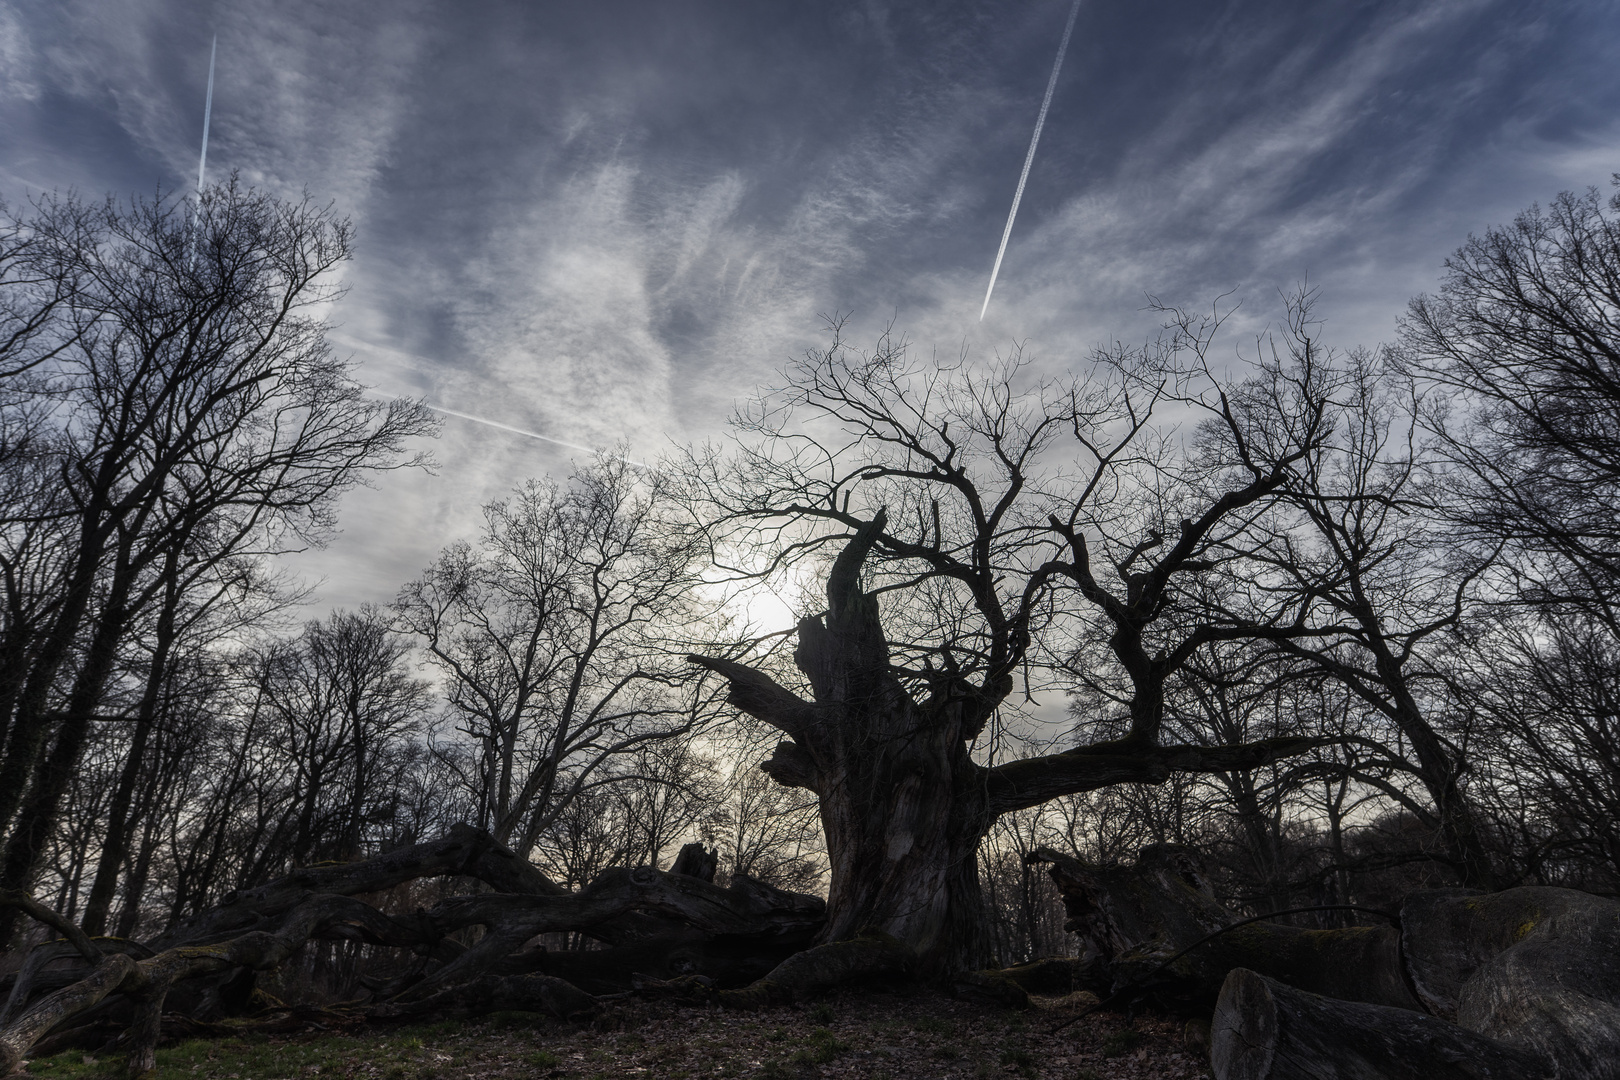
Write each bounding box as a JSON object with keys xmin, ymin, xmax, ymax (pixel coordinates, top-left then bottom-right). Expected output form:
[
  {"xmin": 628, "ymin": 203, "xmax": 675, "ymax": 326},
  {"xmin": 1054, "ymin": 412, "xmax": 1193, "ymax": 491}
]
[
  {"xmin": 790, "ymin": 1027, "xmax": 851, "ymax": 1066},
  {"xmin": 25, "ymin": 1024, "xmax": 466, "ymax": 1080},
  {"xmin": 1101, "ymin": 1026, "xmax": 1143, "ymax": 1057}
]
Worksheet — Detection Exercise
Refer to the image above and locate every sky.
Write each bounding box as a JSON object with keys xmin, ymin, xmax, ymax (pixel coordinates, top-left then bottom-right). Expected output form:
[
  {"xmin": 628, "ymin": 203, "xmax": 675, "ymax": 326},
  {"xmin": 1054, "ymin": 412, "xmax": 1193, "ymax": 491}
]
[{"xmin": 3, "ymin": 0, "xmax": 1618, "ymax": 623}]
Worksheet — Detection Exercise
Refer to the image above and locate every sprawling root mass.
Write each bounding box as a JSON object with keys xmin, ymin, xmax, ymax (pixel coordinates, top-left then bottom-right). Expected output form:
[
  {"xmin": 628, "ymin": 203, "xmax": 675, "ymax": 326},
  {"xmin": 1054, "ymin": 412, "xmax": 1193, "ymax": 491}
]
[{"xmin": 0, "ymin": 828, "xmax": 863, "ymax": 1078}]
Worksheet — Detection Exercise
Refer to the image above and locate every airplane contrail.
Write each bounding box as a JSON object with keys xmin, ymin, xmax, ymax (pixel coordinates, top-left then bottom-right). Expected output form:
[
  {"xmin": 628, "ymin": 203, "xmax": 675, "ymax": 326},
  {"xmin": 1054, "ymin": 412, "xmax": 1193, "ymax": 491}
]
[
  {"xmin": 979, "ymin": 0, "xmax": 1082, "ymax": 322},
  {"xmin": 188, "ymin": 35, "xmax": 216, "ymax": 267},
  {"xmin": 197, "ymin": 36, "xmax": 216, "ymax": 195},
  {"xmin": 422, "ymin": 403, "xmax": 659, "ymax": 473},
  {"xmin": 353, "ymin": 377, "xmax": 659, "ymax": 472}
]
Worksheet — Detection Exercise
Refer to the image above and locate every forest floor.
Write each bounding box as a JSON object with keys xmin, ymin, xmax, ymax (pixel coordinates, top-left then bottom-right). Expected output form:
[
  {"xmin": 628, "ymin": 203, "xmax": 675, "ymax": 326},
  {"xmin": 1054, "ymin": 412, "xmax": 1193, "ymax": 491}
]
[{"xmin": 18, "ymin": 989, "xmax": 1209, "ymax": 1079}]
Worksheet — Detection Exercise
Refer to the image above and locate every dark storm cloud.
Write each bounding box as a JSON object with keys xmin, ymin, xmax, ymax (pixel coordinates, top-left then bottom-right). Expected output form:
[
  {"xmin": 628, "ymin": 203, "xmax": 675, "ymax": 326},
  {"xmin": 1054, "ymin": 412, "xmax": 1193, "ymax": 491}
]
[{"xmin": 3, "ymin": 0, "xmax": 1617, "ymax": 610}]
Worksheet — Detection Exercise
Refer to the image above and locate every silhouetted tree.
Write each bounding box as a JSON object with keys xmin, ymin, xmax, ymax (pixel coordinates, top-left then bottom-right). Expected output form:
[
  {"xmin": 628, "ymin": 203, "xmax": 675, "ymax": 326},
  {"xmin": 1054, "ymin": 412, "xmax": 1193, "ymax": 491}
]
[{"xmin": 0, "ymin": 182, "xmax": 432, "ymax": 940}]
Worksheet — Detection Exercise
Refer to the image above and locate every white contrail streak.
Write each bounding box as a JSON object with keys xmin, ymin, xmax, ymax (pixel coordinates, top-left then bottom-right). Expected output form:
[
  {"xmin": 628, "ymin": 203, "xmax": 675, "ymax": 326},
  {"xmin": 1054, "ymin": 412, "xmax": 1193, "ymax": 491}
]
[
  {"xmin": 979, "ymin": 0, "xmax": 1082, "ymax": 322},
  {"xmin": 337, "ymin": 335, "xmax": 662, "ymax": 471},
  {"xmin": 187, "ymin": 35, "xmax": 216, "ymax": 267},
  {"xmin": 356, "ymin": 382, "xmax": 658, "ymax": 472},
  {"xmin": 423, "ymin": 403, "xmax": 658, "ymax": 472},
  {"xmin": 196, "ymin": 36, "xmax": 216, "ymax": 195}
]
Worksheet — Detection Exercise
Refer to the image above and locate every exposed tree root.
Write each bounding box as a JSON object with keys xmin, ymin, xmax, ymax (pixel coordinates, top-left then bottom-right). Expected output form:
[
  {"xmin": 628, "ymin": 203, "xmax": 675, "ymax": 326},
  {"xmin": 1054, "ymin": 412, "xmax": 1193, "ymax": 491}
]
[
  {"xmin": 714, "ymin": 930, "xmax": 916, "ymax": 1009},
  {"xmin": 368, "ymin": 973, "xmax": 599, "ymax": 1023}
]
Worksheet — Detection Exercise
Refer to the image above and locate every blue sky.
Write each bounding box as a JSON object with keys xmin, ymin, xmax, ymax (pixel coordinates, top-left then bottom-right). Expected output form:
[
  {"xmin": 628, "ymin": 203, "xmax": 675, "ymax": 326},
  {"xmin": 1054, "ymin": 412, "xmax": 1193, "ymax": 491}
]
[{"xmin": 4, "ymin": 0, "xmax": 1617, "ymax": 616}]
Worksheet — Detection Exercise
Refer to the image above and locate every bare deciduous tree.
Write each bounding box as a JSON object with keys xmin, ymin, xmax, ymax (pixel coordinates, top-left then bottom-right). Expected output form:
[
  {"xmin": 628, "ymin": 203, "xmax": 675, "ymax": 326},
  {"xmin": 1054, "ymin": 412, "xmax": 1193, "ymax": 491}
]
[{"xmin": 395, "ymin": 459, "xmax": 729, "ymax": 859}]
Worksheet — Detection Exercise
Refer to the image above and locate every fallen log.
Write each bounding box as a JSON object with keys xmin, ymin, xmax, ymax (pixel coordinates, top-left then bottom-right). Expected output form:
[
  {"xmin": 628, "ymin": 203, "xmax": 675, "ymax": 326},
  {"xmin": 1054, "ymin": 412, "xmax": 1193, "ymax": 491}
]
[
  {"xmin": 150, "ymin": 823, "xmax": 565, "ymax": 952},
  {"xmin": 1210, "ymin": 968, "xmax": 1553, "ymax": 1080},
  {"xmin": 0, "ymin": 833, "xmax": 832, "ymax": 1076},
  {"xmin": 1397, "ymin": 887, "xmax": 1620, "ymax": 1080},
  {"xmin": 1031, "ymin": 844, "xmax": 1416, "ymax": 1010},
  {"xmin": 1037, "ymin": 843, "xmax": 1620, "ymax": 1079}
]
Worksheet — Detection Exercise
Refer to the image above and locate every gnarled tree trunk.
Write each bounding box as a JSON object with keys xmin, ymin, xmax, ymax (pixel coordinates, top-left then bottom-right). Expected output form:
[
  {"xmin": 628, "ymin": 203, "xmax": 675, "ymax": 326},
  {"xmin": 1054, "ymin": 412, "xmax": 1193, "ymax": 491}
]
[
  {"xmin": 691, "ymin": 516, "xmax": 997, "ymax": 978},
  {"xmin": 688, "ymin": 515, "xmax": 1338, "ymax": 981}
]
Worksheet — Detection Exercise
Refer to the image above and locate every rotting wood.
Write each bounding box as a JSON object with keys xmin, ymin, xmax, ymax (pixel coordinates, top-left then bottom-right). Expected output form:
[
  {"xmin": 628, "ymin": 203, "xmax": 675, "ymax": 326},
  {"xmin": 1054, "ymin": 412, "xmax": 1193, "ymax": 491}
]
[{"xmin": 1036, "ymin": 844, "xmax": 1620, "ymax": 1080}]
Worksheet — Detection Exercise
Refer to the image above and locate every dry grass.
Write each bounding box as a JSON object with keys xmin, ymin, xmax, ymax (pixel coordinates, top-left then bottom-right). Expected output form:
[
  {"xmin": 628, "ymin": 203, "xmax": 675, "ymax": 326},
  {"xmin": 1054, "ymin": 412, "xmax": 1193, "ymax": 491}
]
[{"xmin": 22, "ymin": 990, "xmax": 1209, "ymax": 1079}]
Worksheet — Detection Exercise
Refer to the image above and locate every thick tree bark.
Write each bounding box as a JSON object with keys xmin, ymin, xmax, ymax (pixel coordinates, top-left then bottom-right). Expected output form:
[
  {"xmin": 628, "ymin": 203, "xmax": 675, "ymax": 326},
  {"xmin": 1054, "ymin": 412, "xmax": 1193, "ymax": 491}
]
[
  {"xmin": 691, "ymin": 514, "xmax": 995, "ymax": 978},
  {"xmin": 1397, "ymin": 887, "xmax": 1620, "ymax": 1079}
]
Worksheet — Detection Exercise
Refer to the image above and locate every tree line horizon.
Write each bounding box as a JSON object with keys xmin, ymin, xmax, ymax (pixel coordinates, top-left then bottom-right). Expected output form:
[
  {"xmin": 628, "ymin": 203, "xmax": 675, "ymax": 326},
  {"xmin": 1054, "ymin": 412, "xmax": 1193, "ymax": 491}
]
[{"xmin": 2, "ymin": 173, "xmax": 1619, "ymax": 984}]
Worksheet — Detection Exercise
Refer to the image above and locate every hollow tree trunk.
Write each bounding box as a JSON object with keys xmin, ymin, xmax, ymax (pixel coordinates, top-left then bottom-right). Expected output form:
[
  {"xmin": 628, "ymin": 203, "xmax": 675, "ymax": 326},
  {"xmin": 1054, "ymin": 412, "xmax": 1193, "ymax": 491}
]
[{"xmin": 687, "ymin": 512, "xmax": 1332, "ymax": 985}]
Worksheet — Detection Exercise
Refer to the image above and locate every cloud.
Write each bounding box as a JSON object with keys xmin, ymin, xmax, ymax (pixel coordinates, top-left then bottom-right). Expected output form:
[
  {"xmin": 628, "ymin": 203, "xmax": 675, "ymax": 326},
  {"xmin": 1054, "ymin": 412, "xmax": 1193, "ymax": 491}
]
[
  {"xmin": 6, "ymin": 0, "xmax": 1618, "ymax": 616},
  {"xmin": 0, "ymin": 3, "xmax": 41, "ymax": 106}
]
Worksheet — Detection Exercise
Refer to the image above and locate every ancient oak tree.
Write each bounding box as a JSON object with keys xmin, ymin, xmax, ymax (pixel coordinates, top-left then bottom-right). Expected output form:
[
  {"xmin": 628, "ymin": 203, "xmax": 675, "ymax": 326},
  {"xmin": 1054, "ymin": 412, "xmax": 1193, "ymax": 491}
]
[{"xmin": 682, "ymin": 317, "xmax": 1341, "ymax": 976}]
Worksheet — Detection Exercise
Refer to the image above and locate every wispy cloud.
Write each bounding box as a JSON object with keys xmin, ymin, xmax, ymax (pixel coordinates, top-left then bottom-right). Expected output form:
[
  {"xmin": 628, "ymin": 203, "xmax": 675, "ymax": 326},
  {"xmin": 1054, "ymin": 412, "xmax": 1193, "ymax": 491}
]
[{"xmin": 5, "ymin": 0, "xmax": 1617, "ymax": 614}]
